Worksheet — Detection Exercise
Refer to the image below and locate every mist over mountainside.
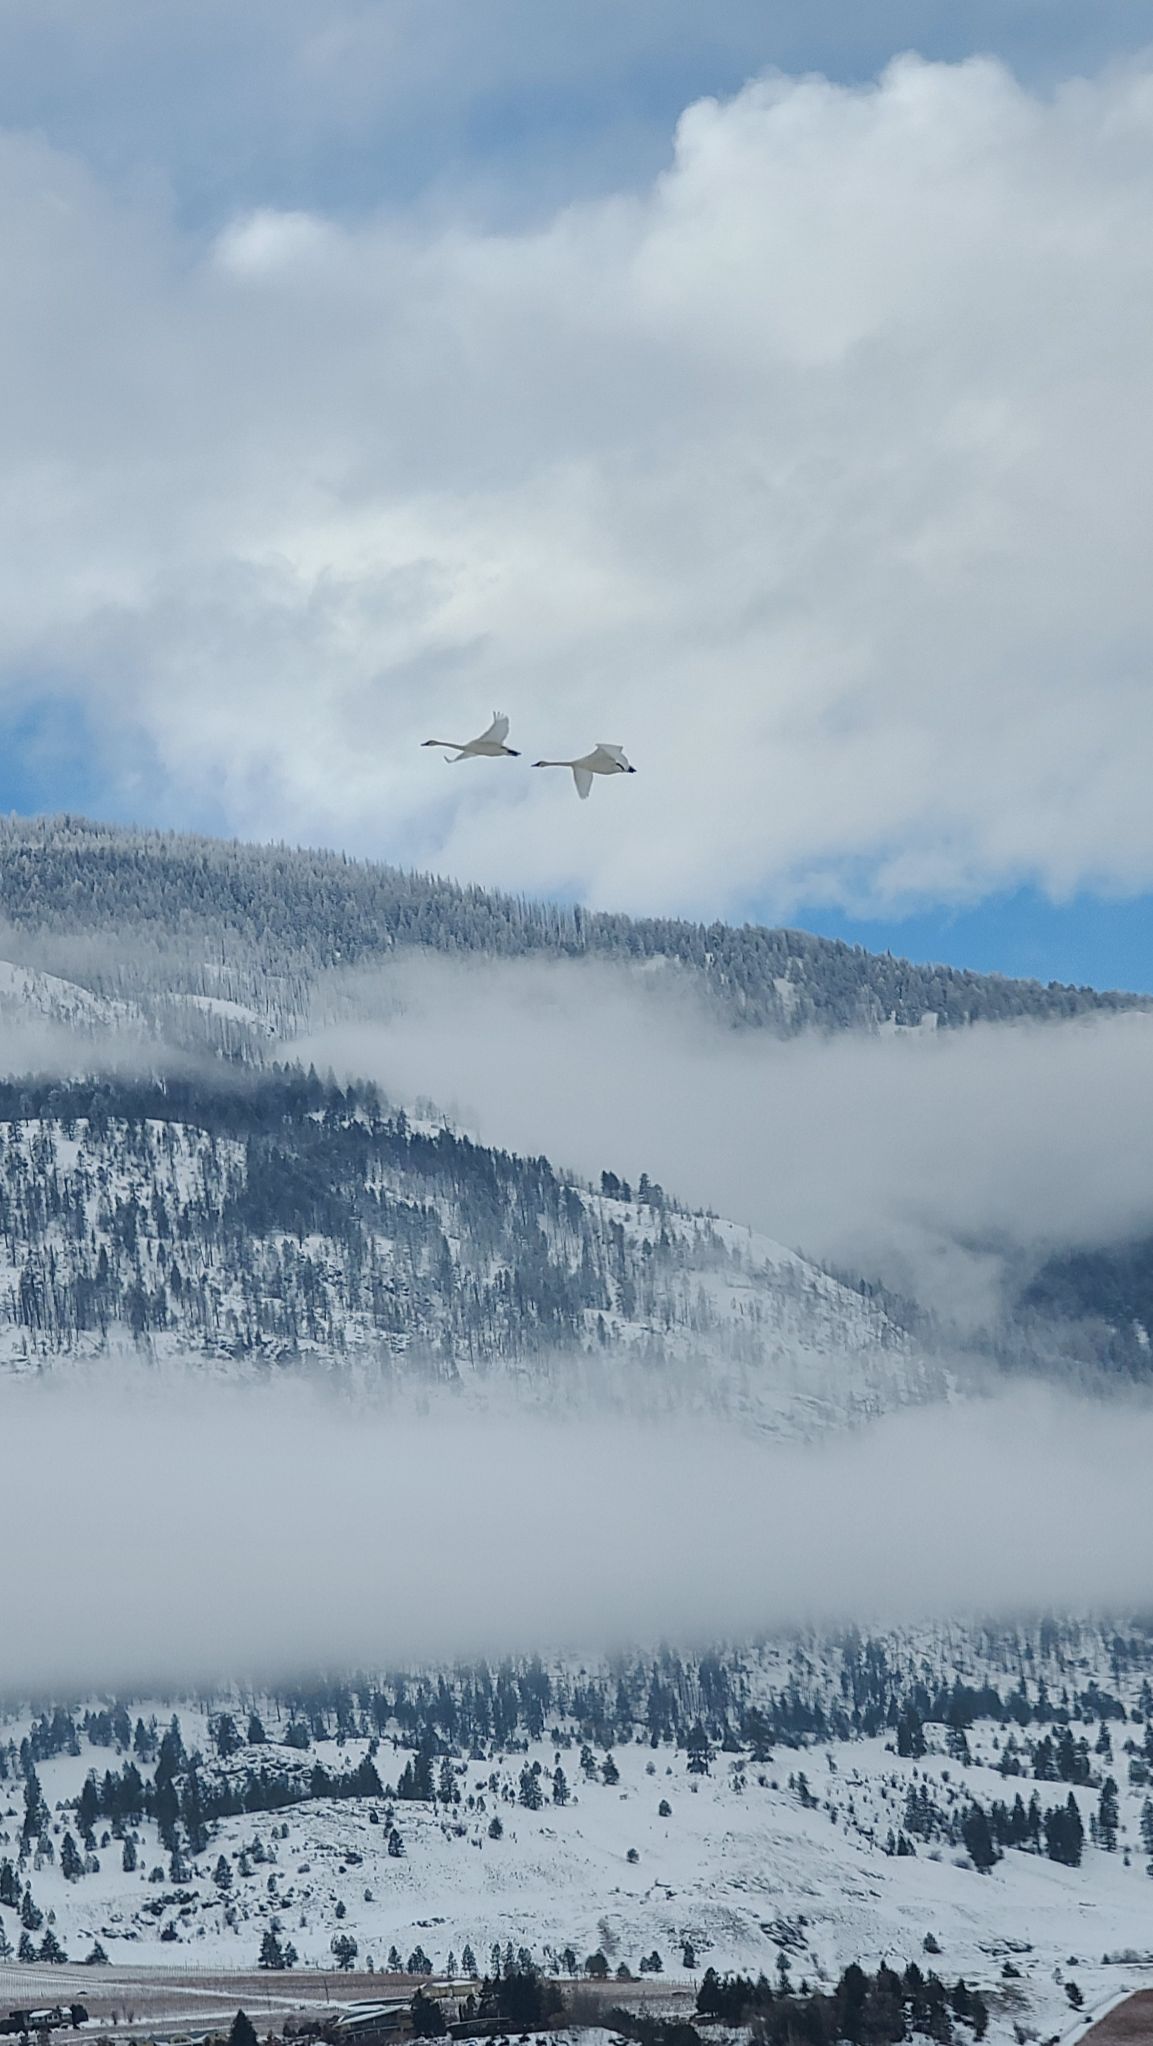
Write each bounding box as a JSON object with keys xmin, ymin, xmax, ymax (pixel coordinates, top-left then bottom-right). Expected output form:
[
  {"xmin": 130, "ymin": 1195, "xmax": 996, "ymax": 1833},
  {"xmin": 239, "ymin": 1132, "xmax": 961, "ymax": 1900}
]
[
  {"xmin": 5, "ymin": 0, "xmax": 1153, "ymax": 2018},
  {"xmin": 0, "ymin": 829, "xmax": 1152, "ymax": 2029},
  {"xmin": 0, "ymin": 1069, "xmax": 938, "ymax": 1435},
  {"xmin": 0, "ymin": 814, "xmax": 1142, "ymax": 1044},
  {"xmin": 0, "ymin": 815, "xmax": 1148, "ymax": 1375}
]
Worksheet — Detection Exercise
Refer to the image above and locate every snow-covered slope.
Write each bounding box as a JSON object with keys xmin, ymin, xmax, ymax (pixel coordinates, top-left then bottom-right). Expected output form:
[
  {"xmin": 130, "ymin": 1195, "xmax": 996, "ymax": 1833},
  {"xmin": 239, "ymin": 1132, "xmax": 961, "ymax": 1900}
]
[
  {"xmin": 0, "ymin": 1078, "xmax": 943, "ymax": 1437},
  {"xmin": 6, "ymin": 1625, "xmax": 1153, "ymax": 2046},
  {"xmin": 0, "ymin": 812, "xmax": 1142, "ymax": 1036},
  {"xmin": 0, "ymin": 961, "xmax": 141, "ymax": 1035}
]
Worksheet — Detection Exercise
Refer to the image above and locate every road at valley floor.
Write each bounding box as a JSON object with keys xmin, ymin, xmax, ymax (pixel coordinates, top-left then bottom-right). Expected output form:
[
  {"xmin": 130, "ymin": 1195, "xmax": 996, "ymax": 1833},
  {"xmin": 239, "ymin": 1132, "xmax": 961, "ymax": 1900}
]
[{"xmin": 0, "ymin": 1965, "xmax": 693, "ymax": 2038}]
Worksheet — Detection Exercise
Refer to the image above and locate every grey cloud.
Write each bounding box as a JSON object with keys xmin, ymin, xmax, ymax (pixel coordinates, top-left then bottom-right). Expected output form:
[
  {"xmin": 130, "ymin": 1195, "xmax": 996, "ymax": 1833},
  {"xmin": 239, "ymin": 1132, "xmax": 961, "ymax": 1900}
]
[{"xmin": 3, "ymin": 1372, "xmax": 1153, "ymax": 1690}]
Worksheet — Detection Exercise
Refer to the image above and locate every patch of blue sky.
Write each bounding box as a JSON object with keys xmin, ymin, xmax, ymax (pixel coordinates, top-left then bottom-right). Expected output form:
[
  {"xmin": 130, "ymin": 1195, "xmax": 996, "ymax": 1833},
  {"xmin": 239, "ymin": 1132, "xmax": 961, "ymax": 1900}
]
[
  {"xmin": 0, "ymin": 0, "xmax": 1148, "ymax": 232},
  {"xmin": 0, "ymin": 696, "xmax": 233, "ymax": 842},
  {"xmin": 784, "ymin": 890, "xmax": 1153, "ymax": 997}
]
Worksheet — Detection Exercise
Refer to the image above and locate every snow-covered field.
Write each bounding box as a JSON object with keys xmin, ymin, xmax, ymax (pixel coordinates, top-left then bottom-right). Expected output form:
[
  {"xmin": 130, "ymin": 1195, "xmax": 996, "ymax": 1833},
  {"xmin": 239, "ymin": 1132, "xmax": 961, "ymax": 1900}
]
[{"xmin": 5, "ymin": 1689, "xmax": 1153, "ymax": 2046}]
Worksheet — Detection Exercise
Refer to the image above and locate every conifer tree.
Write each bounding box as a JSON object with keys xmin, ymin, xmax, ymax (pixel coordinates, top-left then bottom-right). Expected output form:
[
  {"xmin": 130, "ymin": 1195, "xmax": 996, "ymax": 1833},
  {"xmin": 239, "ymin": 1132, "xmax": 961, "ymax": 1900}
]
[
  {"xmin": 519, "ymin": 1765, "xmax": 543, "ymax": 1810},
  {"xmin": 411, "ymin": 1990, "xmax": 447, "ymax": 2039},
  {"xmin": 22, "ymin": 1771, "xmax": 48, "ymax": 1841},
  {"xmin": 961, "ymin": 1805, "xmax": 998, "ymax": 1873},
  {"xmin": 1098, "ymin": 1776, "xmax": 1120, "ymax": 1851},
  {"xmin": 686, "ymin": 1724, "xmax": 711, "ymax": 1776},
  {"xmin": 897, "ymin": 1712, "xmax": 927, "ymax": 1760}
]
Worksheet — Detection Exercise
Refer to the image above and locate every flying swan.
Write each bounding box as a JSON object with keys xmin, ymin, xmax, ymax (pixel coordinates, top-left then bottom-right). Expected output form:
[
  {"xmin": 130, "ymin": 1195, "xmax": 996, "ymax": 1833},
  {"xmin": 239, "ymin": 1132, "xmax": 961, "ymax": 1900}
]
[
  {"xmin": 531, "ymin": 744, "xmax": 637, "ymax": 800},
  {"xmin": 421, "ymin": 713, "xmax": 520, "ymax": 760}
]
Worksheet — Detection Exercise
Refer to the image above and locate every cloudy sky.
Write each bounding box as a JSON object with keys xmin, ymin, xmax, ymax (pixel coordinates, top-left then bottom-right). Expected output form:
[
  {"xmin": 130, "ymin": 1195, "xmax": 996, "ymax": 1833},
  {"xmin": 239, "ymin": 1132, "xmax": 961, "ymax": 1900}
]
[{"xmin": 1, "ymin": 1, "xmax": 1151, "ymax": 984}]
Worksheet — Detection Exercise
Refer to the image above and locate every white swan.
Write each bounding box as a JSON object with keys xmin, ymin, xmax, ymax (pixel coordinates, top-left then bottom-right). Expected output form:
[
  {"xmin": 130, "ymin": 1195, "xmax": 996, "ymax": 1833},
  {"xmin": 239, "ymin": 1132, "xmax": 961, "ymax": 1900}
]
[
  {"xmin": 421, "ymin": 713, "xmax": 520, "ymax": 760},
  {"xmin": 531, "ymin": 744, "xmax": 637, "ymax": 800}
]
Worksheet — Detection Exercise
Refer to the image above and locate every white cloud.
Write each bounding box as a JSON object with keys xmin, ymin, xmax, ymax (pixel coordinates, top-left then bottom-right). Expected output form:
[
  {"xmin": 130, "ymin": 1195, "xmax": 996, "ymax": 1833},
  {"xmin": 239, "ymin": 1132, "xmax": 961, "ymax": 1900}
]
[
  {"xmin": 1, "ymin": 53, "xmax": 1152, "ymax": 914},
  {"xmin": 4, "ymin": 1372, "xmax": 1153, "ymax": 1687}
]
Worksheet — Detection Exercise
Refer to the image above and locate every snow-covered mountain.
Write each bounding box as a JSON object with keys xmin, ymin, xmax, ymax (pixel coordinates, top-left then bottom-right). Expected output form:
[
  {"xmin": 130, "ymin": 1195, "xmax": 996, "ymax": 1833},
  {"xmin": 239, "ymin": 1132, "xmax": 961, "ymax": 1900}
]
[
  {"xmin": 0, "ymin": 814, "xmax": 1148, "ymax": 2046},
  {"xmin": 5, "ymin": 1623, "xmax": 1153, "ymax": 2046},
  {"xmin": 0, "ymin": 1070, "xmax": 939, "ymax": 1437},
  {"xmin": 0, "ymin": 813, "xmax": 1141, "ymax": 1046},
  {"xmin": 0, "ymin": 961, "xmax": 138, "ymax": 1035}
]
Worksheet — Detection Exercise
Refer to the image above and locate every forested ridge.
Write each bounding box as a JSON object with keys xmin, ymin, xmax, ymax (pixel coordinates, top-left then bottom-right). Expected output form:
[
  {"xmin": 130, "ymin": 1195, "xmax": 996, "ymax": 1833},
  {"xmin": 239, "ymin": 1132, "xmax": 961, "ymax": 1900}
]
[
  {"xmin": 0, "ymin": 1068, "xmax": 924, "ymax": 1427},
  {"xmin": 5, "ymin": 1616, "xmax": 1153, "ymax": 1884},
  {"xmin": 0, "ymin": 813, "xmax": 1138, "ymax": 1039}
]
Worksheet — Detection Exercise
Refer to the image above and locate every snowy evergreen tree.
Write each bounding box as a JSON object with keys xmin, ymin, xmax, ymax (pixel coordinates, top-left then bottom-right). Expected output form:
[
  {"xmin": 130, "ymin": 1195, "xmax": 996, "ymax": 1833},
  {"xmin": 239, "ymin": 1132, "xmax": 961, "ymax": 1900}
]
[
  {"xmin": 1097, "ymin": 1776, "xmax": 1120, "ymax": 1851},
  {"xmin": 961, "ymin": 1805, "xmax": 998, "ymax": 1873}
]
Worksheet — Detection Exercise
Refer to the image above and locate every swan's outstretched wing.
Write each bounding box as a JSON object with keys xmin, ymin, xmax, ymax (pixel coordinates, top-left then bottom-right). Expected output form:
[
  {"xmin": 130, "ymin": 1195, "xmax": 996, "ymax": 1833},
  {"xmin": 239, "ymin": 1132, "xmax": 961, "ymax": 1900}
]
[
  {"xmin": 572, "ymin": 766, "xmax": 594, "ymax": 800},
  {"xmin": 477, "ymin": 712, "xmax": 510, "ymax": 745},
  {"xmin": 593, "ymin": 743, "xmax": 630, "ymax": 769}
]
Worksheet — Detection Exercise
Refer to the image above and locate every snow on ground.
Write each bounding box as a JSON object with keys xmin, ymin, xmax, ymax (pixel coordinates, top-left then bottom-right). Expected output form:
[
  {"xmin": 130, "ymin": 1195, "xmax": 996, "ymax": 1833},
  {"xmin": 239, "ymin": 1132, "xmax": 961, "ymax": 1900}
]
[
  {"xmin": 5, "ymin": 1706, "xmax": 1153, "ymax": 2046},
  {"xmin": 0, "ymin": 963, "xmax": 140, "ymax": 1033},
  {"xmin": 184, "ymin": 996, "xmax": 271, "ymax": 1033},
  {"xmin": 0, "ymin": 1116, "xmax": 944, "ymax": 1440}
]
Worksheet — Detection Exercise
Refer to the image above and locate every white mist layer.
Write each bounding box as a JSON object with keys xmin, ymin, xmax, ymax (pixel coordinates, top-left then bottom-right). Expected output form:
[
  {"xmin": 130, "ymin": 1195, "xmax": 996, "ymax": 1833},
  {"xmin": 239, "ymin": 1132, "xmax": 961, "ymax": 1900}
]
[
  {"xmin": 296, "ymin": 958, "xmax": 1153, "ymax": 1322},
  {"xmin": 4, "ymin": 1375, "xmax": 1152, "ymax": 1690}
]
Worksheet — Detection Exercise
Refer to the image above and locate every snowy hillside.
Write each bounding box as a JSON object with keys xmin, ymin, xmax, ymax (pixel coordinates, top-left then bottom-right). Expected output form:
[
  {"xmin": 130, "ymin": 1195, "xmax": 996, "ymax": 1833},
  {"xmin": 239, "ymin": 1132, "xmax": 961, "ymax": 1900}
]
[
  {"xmin": 0, "ymin": 814, "xmax": 1140, "ymax": 1044},
  {"xmin": 0, "ymin": 961, "xmax": 143, "ymax": 1038},
  {"xmin": 5, "ymin": 1624, "xmax": 1153, "ymax": 2045},
  {"xmin": 0, "ymin": 1071, "xmax": 939, "ymax": 1436}
]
